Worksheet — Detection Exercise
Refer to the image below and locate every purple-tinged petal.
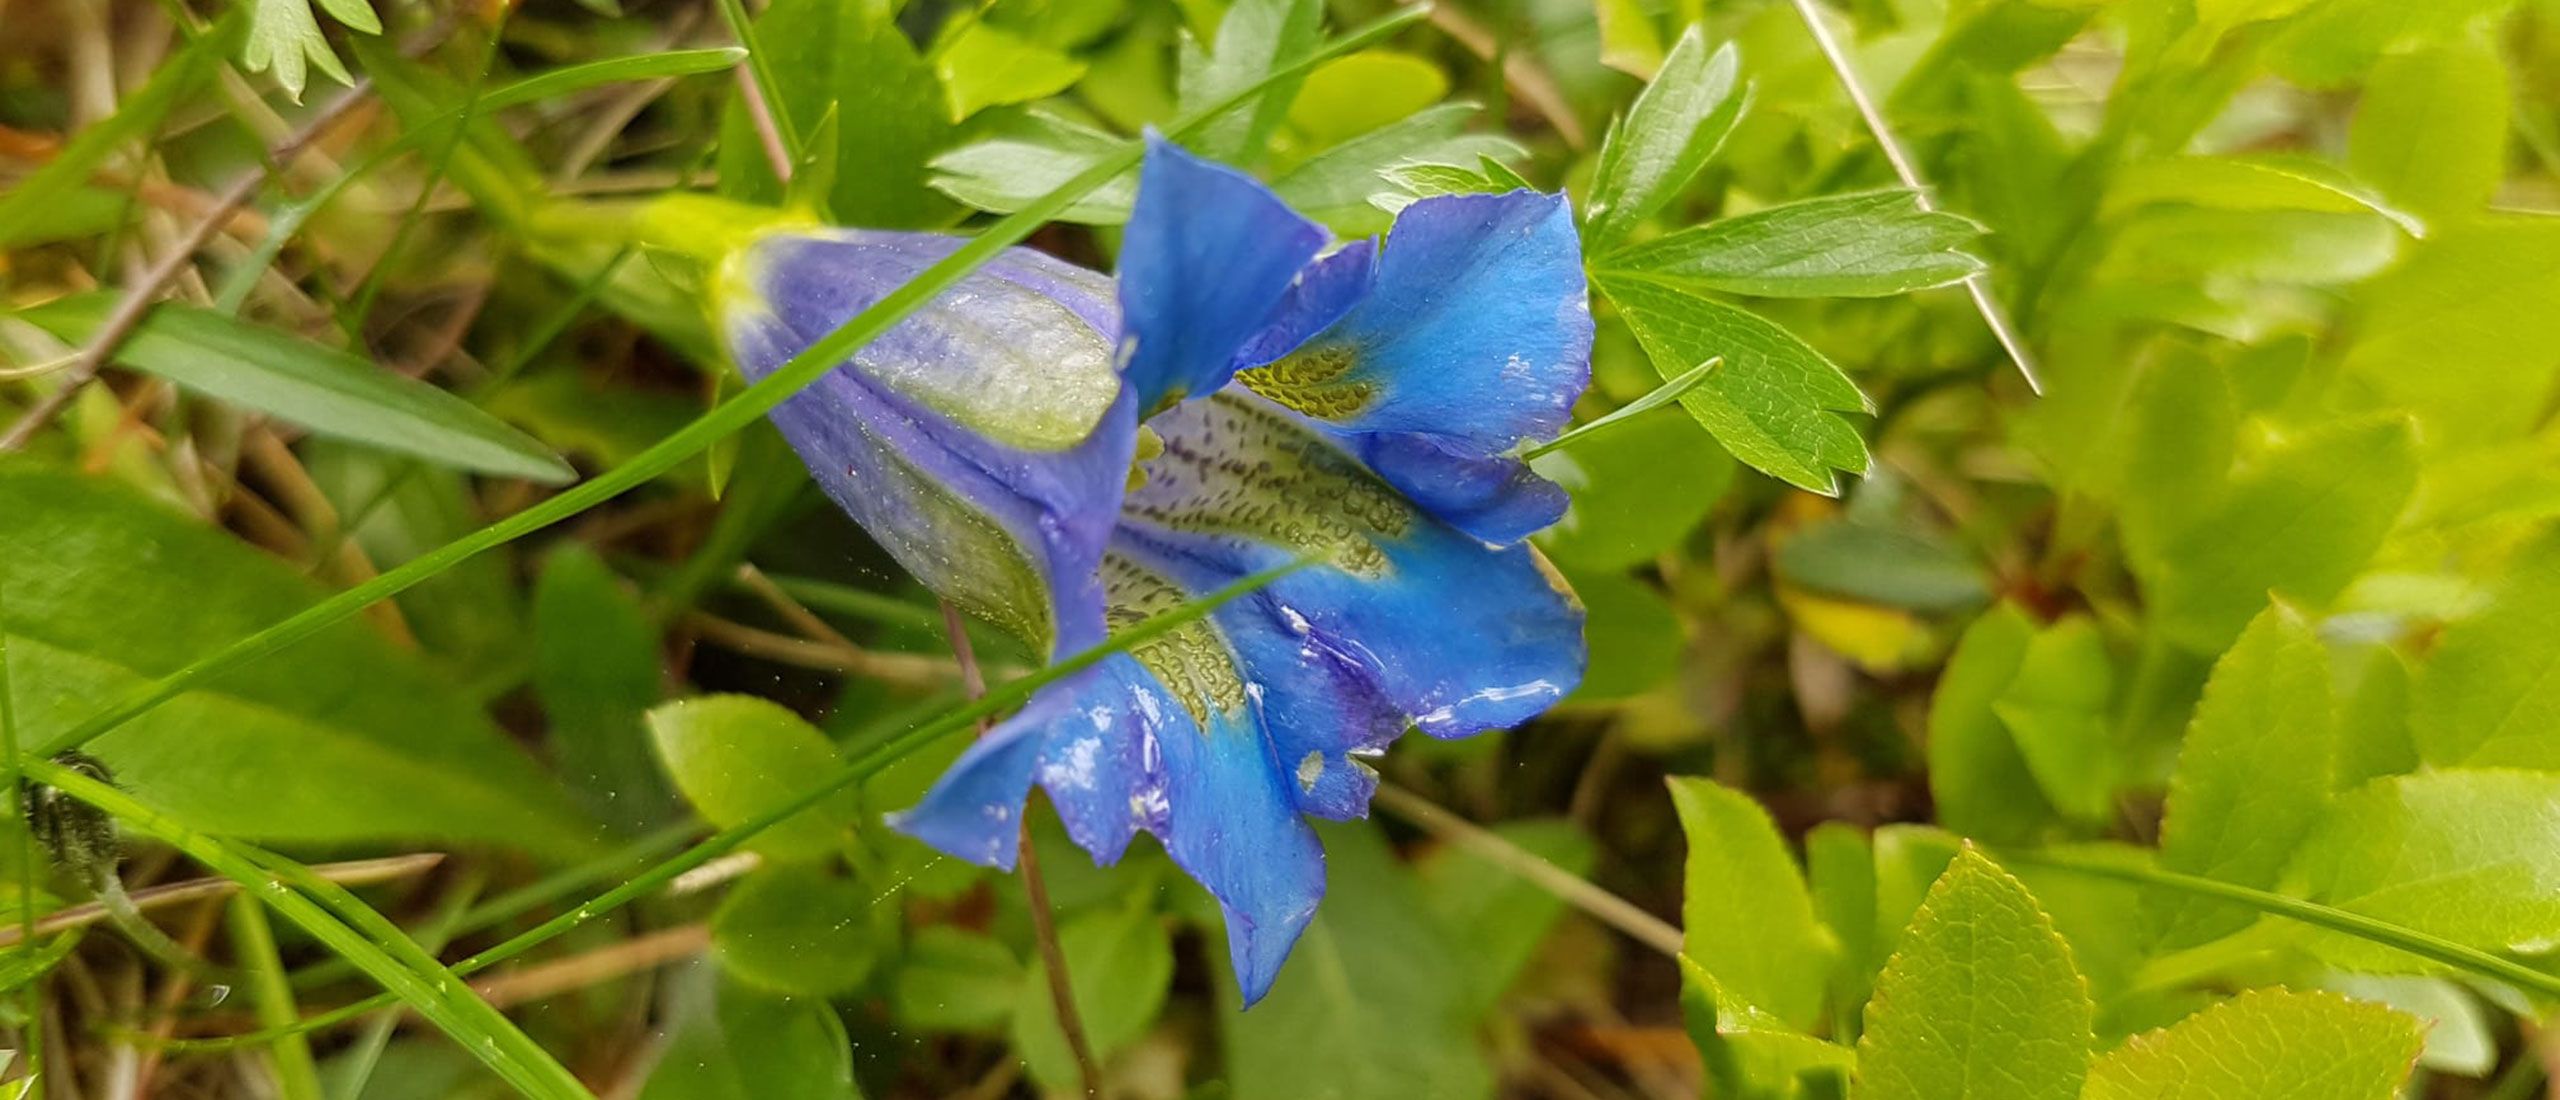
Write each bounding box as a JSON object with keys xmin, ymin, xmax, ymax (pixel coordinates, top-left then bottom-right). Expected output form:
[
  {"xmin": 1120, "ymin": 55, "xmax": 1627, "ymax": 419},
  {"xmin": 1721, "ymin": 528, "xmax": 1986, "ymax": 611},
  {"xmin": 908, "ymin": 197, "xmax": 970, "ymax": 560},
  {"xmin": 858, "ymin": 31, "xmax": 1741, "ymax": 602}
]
[
  {"xmin": 727, "ymin": 228, "xmax": 1136, "ymax": 656},
  {"xmin": 1117, "ymin": 135, "xmax": 1328, "ymax": 414},
  {"xmin": 1232, "ymin": 191, "xmax": 1593, "ymax": 544}
]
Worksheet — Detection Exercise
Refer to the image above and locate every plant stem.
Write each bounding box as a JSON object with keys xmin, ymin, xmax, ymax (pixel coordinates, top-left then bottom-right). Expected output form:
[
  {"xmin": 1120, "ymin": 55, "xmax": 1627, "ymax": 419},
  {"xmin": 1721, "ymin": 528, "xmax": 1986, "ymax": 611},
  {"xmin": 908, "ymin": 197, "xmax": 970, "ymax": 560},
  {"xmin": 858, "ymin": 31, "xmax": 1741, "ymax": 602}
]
[
  {"xmin": 939, "ymin": 600, "xmax": 1105, "ymax": 1096},
  {"xmin": 1996, "ymin": 847, "xmax": 2560, "ymax": 1002},
  {"xmin": 1371, "ymin": 782, "xmax": 1684, "ymax": 958},
  {"xmin": 1783, "ymin": 0, "xmax": 2043, "ymax": 394}
]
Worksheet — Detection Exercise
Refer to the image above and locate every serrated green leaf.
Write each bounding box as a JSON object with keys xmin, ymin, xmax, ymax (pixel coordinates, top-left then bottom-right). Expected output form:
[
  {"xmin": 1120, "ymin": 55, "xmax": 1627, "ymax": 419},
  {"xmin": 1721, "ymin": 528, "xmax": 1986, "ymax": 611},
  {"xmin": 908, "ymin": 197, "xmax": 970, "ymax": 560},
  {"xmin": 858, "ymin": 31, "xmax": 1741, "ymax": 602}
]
[
  {"xmin": 2410, "ymin": 534, "xmax": 2560, "ymax": 770},
  {"xmin": 1927, "ymin": 604, "xmax": 2061, "ymax": 844},
  {"xmin": 1601, "ymin": 190, "xmax": 1986, "ymax": 298},
  {"xmin": 1681, "ymin": 957, "xmax": 1856, "ymax": 1094},
  {"xmin": 1807, "ymin": 822, "xmax": 1878, "ymax": 1036},
  {"xmin": 244, "ymin": 0, "xmax": 352, "ymax": 101},
  {"xmin": 646, "ymin": 695, "xmax": 861, "ymax": 861},
  {"xmin": 2152, "ymin": 606, "xmax": 2334, "ymax": 948},
  {"xmin": 712, "ymin": 864, "xmax": 884, "ymax": 998},
  {"xmin": 1853, "ymin": 849, "xmax": 2091, "ymax": 1100},
  {"xmin": 17, "ymin": 297, "xmax": 573, "ymax": 483},
  {"xmin": 1219, "ymin": 821, "xmax": 1490, "ymax": 1100},
  {"xmin": 1597, "ymin": 274, "xmax": 1870, "ymax": 494},
  {"xmin": 1669, "ymin": 777, "xmax": 1835, "ymax": 1030},
  {"xmin": 2289, "ymin": 769, "xmax": 2560, "ymax": 970},
  {"xmin": 2140, "ymin": 417, "xmax": 2416, "ymax": 652},
  {"xmin": 2083, "ymin": 990, "xmax": 2421, "ymax": 1100},
  {"xmin": 2348, "ymin": 40, "xmax": 2509, "ymax": 224},
  {"xmin": 1014, "ymin": 905, "xmax": 1174, "ymax": 1089},
  {"xmin": 1584, "ymin": 28, "xmax": 1743, "ymax": 248},
  {"xmin": 0, "ymin": 462, "xmax": 592, "ymax": 856}
]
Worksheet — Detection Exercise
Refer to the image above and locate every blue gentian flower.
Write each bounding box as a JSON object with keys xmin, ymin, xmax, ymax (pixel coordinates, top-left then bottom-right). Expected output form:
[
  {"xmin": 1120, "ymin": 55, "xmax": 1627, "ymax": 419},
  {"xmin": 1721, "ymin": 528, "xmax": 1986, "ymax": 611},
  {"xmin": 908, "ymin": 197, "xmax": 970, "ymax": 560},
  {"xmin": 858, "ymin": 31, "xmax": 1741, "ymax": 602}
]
[{"xmin": 720, "ymin": 137, "xmax": 1592, "ymax": 1004}]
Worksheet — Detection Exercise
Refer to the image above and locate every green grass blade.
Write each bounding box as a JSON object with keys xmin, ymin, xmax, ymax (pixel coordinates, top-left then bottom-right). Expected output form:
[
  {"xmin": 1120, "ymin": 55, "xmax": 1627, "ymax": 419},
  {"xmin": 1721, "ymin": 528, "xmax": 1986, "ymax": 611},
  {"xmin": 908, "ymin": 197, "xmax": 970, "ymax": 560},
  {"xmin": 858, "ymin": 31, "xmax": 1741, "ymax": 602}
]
[
  {"xmin": 227, "ymin": 893, "xmax": 326, "ymax": 1100},
  {"xmin": 26, "ymin": 760, "xmax": 593, "ymax": 1099},
  {"xmin": 37, "ymin": 3, "xmax": 1429, "ymax": 758}
]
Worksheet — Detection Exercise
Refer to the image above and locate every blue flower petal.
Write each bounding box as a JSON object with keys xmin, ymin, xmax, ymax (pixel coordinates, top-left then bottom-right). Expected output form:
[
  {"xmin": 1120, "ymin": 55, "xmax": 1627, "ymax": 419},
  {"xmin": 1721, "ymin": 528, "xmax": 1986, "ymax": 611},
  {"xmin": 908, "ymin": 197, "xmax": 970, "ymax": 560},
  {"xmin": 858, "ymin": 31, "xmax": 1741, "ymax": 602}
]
[
  {"xmin": 891, "ymin": 641, "xmax": 1324, "ymax": 1008},
  {"xmin": 728, "ymin": 229, "xmax": 1136, "ymax": 655},
  {"xmin": 1117, "ymin": 135, "xmax": 1329, "ymax": 414},
  {"xmin": 1231, "ymin": 191, "xmax": 1593, "ymax": 544},
  {"xmin": 1121, "ymin": 391, "xmax": 1586, "ymax": 741}
]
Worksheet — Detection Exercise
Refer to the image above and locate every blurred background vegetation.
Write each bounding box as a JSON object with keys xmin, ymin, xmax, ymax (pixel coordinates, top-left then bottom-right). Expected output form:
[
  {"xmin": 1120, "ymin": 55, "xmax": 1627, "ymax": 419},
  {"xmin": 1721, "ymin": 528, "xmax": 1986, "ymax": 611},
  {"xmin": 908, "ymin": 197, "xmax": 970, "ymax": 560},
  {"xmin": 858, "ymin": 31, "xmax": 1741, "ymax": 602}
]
[{"xmin": 3, "ymin": 0, "xmax": 2560, "ymax": 1096}]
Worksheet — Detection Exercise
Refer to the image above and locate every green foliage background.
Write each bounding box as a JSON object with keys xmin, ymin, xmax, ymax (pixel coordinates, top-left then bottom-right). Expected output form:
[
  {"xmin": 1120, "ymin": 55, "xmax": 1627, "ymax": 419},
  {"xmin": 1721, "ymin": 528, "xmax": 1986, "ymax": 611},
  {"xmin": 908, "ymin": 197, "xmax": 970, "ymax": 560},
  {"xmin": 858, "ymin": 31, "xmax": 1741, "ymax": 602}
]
[{"xmin": 3, "ymin": 0, "xmax": 2559, "ymax": 1095}]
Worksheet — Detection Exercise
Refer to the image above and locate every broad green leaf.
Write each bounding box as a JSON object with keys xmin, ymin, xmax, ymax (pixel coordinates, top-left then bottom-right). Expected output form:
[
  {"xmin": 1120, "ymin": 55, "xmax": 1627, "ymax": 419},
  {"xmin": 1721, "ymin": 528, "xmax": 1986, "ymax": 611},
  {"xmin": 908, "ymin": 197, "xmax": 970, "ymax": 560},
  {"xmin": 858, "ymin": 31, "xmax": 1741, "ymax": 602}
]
[
  {"xmin": 640, "ymin": 967, "xmax": 861, "ymax": 1100},
  {"xmin": 1219, "ymin": 821, "xmax": 1490, "ymax": 1100},
  {"xmin": 2152, "ymin": 607, "xmax": 2334, "ymax": 947},
  {"xmin": 1284, "ymin": 50, "xmax": 1447, "ymax": 148},
  {"xmin": 2410, "ymin": 534, "xmax": 2560, "ymax": 770},
  {"xmin": 1269, "ymin": 103, "xmax": 1522, "ymax": 229},
  {"xmin": 305, "ymin": 445, "xmax": 526, "ymax": 682},
  {"xmin": 1807, "ymin": 822, "xmax": 1878, "ymax": 1035},
  {"xmin": 2141, "ymin": 417, "xmax": 2416, "ymax": 652},
  {"xmin": 1532, "ymin": 410, "xmax": 1732, "ymax": 571},
  {"xmin": 1778, "ymin": 522, "xmax": 1990, "ymax": 613},
  {"xmin": 2270, "ymin": 0, "xmax": 2519, "ymax": 87},
  {"xmin": 17, "ymin": 297, "xmax": 572, "ymax": 483},
  {"xmin": 889, "ymin": 927, "xmax": 1020, "ymax": 1033},
  {"xmin": 1669, "ymin": 777, "xmax": 1834, "ymax": 1030},
  {"xmin": 0, "ymin": 19, "xmax": 235, "ymax": 245},
  {"xmin": 1681, "ymin": 958, "xmax": 1855, "ymax": 1094},
  {"xmin": 2113, "ymin": 348, "xmax": 2236, "ymax": 567},
  {"xmin": 935, "ymin": 19, "xmax": 1087, "ymax": 122},
  {"xmin": 929, "ymin": 110, "xmax": 1138, "ymax": 224},
  {"xmin": 0, "ymin": 462, "xmax": 590, "ymax": 855},
  {"xmin": 2083, "ymin": 989, "xmax": 2421, "ymax": 1100},
  {"xmin": 1014, "ymin": 905, "xmax": 1174, "ymax": 1089},
  {"xmin": 1594, "ymin": 0, "xmax": 1665, "ymax": 77},
  {"xmin": 1927, "ymin": 604, "xmax": 2061, "ymax": 844},
  {"xmin": 1991, "ymin": 616, "xmax": 2117, "ymax": 825},
  {"xmin": 2341, "ymin": 215, "xmax": 2560, "ymax": 447},
  {"xmin": 1853, "ymin": 849, "xmax": 2092, "ymax": 1100},
  {"xmin": 2348, "ymin": 40, "xmax": 2509, "ymax": 224},
  {"xmin": 2105, "ymin": 156, "xmax": 2423, "ymax": 236},
  {"xmin": 1560, "ymin": 568, "xmax": 1682, "ymax": 701},
  {"xmin": 2289, "ymin": 769, "xmax": 2560, "ymax": 969},
  {"xmin": 1177, "ymin": 0, "xmax": 1321, "ymax": 162},
  {"xmin": 2324, "ymin": 975, "xmax": 2497, "ymax": 1077},
  {"xmin": 1414, "ymin": 817, "xmax": 1597, "ymax": 1013},
  {"xmin": 2336, "ymin": 647, "xmax": 2418, "ymax": 786},
  {"xmin": 1597, "ymin": 274, "xmax": 1871, "ymax": 494},
  {"xmin": 715, "ymin": 0, "xmax": 955, "ymax": 228},
  {"xmin": 1584, "ymin": 28, "xmax": 1743, "ymax": 249},
  {"xmin": 646, "ymin": 695, "xmax": 862, "ymax": 861},
  {"xmin": 1600, "ymin": 191, "xmax": 1986, "ymax": 298},
  {"xmin": 712, "ymin": 864, "xmax": 884, "ymax": 997},
  {"xmin": 533, "ymin": 546, "xmax": 676, "ymax": 834}
]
